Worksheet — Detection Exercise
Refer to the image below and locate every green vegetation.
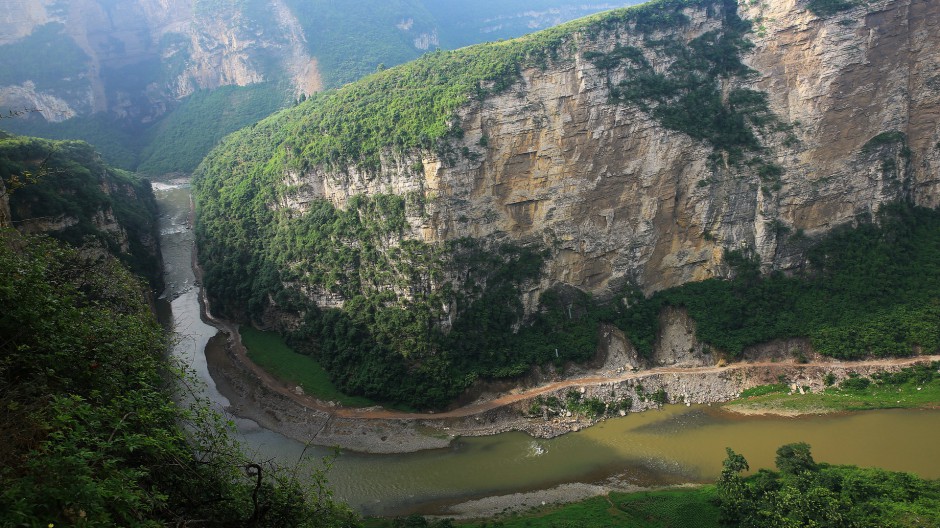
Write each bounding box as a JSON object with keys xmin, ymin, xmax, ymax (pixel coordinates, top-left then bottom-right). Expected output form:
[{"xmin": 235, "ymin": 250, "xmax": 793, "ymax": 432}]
[
  {"xmin": 478, "ymin": 488, "xmax": 720, "ymax": 528},
  {"xmin": 729, "ymin": 362, "xmax": 940, "ymax": 414},
  {"xmin": 367, "ymin": 487, "xmax": 719, "ymax": 528},
  {"xmin": 0, "ymin": 135, "xmax": 161, "ymax": 285},
  {"xmin": 3, "ymin": 84, "xmax": 290, "ymax": 174},
  {"xmin": 862, "ymin": 131, "xmax": 907, "ymax": 153},
  {"xmin": 808, "ymin": 0, "xmax": 861, "ymax": 17},
  {"xmin": 428, "ymin": 1, "xmax": 640, "ymax": 49},
  {"xmin": 137, "ymin": 83, "xmax": 289, "ymax": 175},
  {"xmin": 0, "ymin": 230, "xmax": 359, "ymax": 527},
  {"xmin": 282, "ymin": 0, "xmax": 437, "ymax": 88},
  {"xmin": 588, "ymin": 2, "xmax": 779, "ymax": 156},
  {"xmin": 196, "ymin": 0, "xmax": 939, "ymax": 410},
  {"xmin": 284, "ymin": 1, "xmax": 647, "ymax": 88},
  {"xmin": 616, "ymin": 204, "xmax": 940, "ymax": 359},
  {"xmin": 201, "ymin": 196, "xmax": 940, "ymax": 410},
  {"xmin": 4, "ymin": 112, "xmax": 152, "ymax": 170},
  {"xmin": 241, "ymin": 326, "xmax": 376, "ymax": 407},
  {"xmin": 739, "ymin": 383, "xmax": 789, "ymax": 398},
  {"xmin": 718, "ymin": 443, "xmax": 940, "ymax": 527},
  {"xmin": 371, "ymin": 443, "xmax": 940, "ymax": 527},
  {"xmin": 0, "ymin": 23, "xmax": 89, "ymax": 94},
  {"xmin": 218, "ymin": 0, "xmax": 737, "ymax": 174},
  {"xmin": 195, "ymin": 0, "xmax": 766, "ymax": 410},
  {"xmin": 195, "ymin": 179, "xmax": 606, "ymax": 408},
  {"xmin": 0, "ymin": 1, "xmax": 646, "ymax": 173}
]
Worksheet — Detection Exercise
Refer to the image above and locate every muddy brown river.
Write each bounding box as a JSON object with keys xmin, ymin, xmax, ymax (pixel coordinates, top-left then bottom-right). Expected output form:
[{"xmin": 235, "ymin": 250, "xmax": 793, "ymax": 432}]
[{"xmin": 154, "ymin": 182, "xmax": 940, "ymax": 517}]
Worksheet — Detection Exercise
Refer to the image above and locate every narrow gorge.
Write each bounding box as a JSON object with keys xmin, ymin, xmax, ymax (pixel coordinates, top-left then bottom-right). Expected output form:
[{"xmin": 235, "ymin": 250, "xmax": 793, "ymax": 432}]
[{"xmin": 195, "ymin": 0, "xmax": 940, "ymax": 410}]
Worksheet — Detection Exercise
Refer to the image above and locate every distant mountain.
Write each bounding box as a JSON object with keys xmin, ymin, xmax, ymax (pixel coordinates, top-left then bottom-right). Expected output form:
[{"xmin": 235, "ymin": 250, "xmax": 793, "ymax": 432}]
[{"xmin": 0, "ymin": 0, "xmax": 640, "ymax": 174}]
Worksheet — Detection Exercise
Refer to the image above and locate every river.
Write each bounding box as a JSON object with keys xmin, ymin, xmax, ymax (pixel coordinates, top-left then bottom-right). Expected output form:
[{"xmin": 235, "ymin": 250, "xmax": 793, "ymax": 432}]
[{"xmin": 153, "ymin": 181, "xmax": 940, "ymax": 517}]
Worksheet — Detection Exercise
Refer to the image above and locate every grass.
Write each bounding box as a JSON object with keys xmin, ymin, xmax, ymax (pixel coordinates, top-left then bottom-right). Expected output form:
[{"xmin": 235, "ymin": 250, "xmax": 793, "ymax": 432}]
[
  {"xmin": 470, "ymin": 487, "xmax": 719, "ymax": 528},
  {"xmin": 240, "ymin": 326, "xmax": 376, "ymax": 407},
  {"xmin": 364, "ymin": 487, "xmax": 719, "ymax": 527},
  {"xmin": 739, "ymin": 383, "xmax": 789, "ymax": 398},
  {"xmin": 610, "ymin": 488, "xmax": 720, "ymax": 528},
  {"xmin": 727, "ymin": 371, "xmax": 940, "ymax": 414}
]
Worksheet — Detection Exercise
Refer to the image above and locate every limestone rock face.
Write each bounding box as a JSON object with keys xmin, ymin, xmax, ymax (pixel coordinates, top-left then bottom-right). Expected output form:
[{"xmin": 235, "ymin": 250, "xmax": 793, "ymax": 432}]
[
  {"xmin": 0, "ymin": 83, "xmax": 79, "ymax": 123},
  {"xmin": 282, "ymin": 0, "xmax": 940, "ymax": 299},
  {"xmin": 0, "ymin": 0, "xmax": 320, "ymax": 123},
  {"xmin": 4, "ymin": 139, "xmax": 162, "ymax": 283}
]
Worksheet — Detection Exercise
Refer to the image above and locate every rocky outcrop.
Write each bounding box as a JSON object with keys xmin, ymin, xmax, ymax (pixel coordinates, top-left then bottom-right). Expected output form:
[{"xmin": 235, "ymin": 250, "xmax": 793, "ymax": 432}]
[
  {"xmin": 280, "ymin": 0, "xmax": 940, "ymax": 299},
  {"xmin": 0, "ymin": 83, "xmax": 79, "ymax": 123},
  {"xmin": 0, "ymin": 0, "xmax": 320, "ymax": 124},
  {"xmin": 4, "ymin": 136, "xmax": 162, "ymax": 284}
]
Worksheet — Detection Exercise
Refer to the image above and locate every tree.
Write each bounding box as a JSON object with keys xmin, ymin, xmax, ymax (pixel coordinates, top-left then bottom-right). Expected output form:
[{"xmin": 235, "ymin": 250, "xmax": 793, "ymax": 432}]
[
  {"xmin": 775, "ymin": 442, "xmax": 817, "ymax": 475},
  {"xmin": 717, "ymin": 448, "xmax": 752, "ymax": 526}
]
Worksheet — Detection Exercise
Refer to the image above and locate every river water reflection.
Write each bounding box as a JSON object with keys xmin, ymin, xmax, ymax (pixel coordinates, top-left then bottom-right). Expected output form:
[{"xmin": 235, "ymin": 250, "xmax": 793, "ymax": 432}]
[{"xmin": 154, "ymin": 182, "xmax": 940, "ymax": 517}]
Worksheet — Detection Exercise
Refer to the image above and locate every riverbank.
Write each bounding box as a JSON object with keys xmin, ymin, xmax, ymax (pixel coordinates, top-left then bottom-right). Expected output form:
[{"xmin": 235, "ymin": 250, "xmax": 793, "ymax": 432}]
[
  {"xmin": 155, "ymin": 181, "xmax": 940, "ymax": 518},
  {"xmin": 185, "ymin": 183, "xmax": 940, "ymax": 453},
  {"xmin": 363, "ymin": 483, "xmax": 716, "ymax": 526},
  {"xmin": 452, "ymin": 485, "xmax": 717, "ymax": 527},
  {"xmin": 723, "ymin": 364, "xmax": 940, "ymax": 416},
  {"xmin": 200, "ymin": 303, "xmax": 940, "ymax": 453}
]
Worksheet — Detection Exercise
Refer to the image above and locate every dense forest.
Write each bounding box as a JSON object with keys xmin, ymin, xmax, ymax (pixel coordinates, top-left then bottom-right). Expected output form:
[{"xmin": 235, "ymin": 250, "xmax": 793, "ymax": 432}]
[
  {"xmin": 0, "ymin": 230, "xmax": 359, "ymax": 527},
  {"xmin": 198, "ymin": 159, "xmax": 940, "ymax": 411},
  {"xmin": 717, "ymin": 443, "xmax": 940, "ymax": 527}
]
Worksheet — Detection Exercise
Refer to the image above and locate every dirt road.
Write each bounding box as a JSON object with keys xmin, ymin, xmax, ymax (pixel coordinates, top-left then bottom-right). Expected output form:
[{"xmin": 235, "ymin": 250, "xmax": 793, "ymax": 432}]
[{"xmin": 204, "ymin": 304, "xmax": 940, "ymax": 421}]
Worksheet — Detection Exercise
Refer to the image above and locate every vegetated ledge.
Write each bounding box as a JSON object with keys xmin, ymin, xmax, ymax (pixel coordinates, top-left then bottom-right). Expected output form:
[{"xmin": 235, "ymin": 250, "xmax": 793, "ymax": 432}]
[{"xmin": 201, "ymin": 300, "xmax": 940, "ymax": 454}]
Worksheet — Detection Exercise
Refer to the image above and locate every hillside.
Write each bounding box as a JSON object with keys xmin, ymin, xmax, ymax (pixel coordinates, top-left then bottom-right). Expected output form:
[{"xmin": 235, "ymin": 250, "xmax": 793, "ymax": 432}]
[
  {"xmin": 0, "ymin": 133, "xmax": 360, "ymax": 524},
  {"xmin": 194, "ymin": 0, "xmax": 940, "ymax": 408},
  {"xmin": 0, "ymin": 230, "xmax": 361, "ymax": 526},
  {"xmin": 0, "ymin": 134, "xmax": 162, "ymax": 285},
  {"xmin": 0, "ymin": 0, "xmax": 639, "ymax": 174}
]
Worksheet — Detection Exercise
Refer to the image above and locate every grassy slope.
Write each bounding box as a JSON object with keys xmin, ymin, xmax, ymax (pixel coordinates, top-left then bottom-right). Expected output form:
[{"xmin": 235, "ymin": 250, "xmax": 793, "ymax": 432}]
[
  {"xmin": 212, "ymin": 0, "xmax": 718, "ymax": 175},
  {"xmin": 463, "ymin": 488, "xmax": 721, "ymax": 528},
  {"xmin": 241, "ymin": 326, "xmax": 377, "ymax": 407},
  {"xmin": 136, "ymin": 83, "xmax": 289, "ymax": 175},
  {"xmin": 726, "ymin": 364, "xmax": 940, "ymax": 415}
]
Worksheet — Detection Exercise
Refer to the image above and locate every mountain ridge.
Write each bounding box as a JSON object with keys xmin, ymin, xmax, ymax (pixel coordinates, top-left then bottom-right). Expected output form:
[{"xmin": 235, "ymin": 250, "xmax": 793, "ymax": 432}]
[{"xmin": 193, "ymin": 0, "xmax": 940, "ymax": 407}]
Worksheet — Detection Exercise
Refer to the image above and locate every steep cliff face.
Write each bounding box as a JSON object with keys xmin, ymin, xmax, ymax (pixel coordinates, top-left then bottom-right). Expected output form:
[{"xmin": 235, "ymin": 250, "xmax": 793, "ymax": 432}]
[
  {"xmin": 1, "ymin": 135, "xmax": 162, "ymax": 285},
  {"xmin": 0, "ymin": 0, "xmax": 317, "ymax": 124},
  {"xmin": 277, "ymin": 0, "xmax": 939, "ymax": 296},
  {"xmin": 194, "ymin": 0, "xmax": 940, "ymax": 407}
]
